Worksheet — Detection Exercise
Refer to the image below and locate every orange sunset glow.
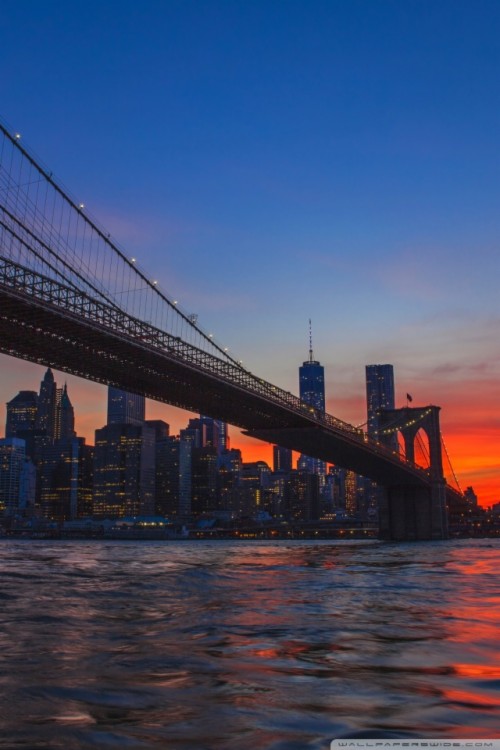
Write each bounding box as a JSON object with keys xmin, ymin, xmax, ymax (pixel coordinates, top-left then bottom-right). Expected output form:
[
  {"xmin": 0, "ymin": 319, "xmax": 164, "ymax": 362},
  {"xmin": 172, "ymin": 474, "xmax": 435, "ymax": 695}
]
[{"xmin": 1, "ymin": 356, "xmax": 498, "ymax": 509}]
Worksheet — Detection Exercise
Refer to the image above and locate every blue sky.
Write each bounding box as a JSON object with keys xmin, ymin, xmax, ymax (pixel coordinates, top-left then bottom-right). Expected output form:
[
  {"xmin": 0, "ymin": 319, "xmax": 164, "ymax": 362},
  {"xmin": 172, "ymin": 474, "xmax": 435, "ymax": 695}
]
[{"xmin": 1, "ymin": 0, "xmax": 500, "ymax": 500}]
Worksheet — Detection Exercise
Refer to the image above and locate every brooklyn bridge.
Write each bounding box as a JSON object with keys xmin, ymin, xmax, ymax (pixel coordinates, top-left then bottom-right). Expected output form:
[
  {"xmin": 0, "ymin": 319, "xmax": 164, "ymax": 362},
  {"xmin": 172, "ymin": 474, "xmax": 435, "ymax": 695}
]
[{"xmin": 0, "ymin": 123, "xmax": 463, "ymax": 541}]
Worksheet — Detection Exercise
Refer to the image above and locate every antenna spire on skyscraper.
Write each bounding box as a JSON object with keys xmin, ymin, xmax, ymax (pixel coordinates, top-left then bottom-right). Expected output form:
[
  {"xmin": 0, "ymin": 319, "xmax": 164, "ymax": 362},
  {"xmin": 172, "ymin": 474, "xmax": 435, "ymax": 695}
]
[{"xmin": 308, "ymin": 318, "xmax": 314, "ymax": 362}]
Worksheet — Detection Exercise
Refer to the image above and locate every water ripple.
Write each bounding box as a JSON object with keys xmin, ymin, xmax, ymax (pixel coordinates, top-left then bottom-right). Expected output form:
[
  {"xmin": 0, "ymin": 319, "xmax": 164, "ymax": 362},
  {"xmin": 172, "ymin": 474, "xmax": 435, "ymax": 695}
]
[{"xmin": 0, "ymin": 538, "xmax": 499, "ymax": 748}]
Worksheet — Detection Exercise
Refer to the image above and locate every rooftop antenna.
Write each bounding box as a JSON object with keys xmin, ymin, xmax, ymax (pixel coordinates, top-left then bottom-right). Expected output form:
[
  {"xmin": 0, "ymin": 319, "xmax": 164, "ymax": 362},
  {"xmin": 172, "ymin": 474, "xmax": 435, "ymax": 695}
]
[{"xmin": 309, "ymin": 318, "xmax": 314, "ymax": 362}]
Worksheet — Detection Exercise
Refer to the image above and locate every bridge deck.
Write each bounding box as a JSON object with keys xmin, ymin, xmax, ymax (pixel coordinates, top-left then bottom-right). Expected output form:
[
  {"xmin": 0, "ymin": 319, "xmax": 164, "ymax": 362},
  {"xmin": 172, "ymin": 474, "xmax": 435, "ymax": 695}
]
[{"xmin": 0, "ymin": 255, "xmax": 431, "ymax": 488}]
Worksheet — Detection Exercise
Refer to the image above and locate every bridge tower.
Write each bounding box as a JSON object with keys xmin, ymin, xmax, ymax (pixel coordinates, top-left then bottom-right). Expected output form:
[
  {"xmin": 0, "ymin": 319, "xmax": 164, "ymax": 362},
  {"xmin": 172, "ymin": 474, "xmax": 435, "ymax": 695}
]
[{"xmin": 377, "ymin": 406, "xmax": 448, "ymax": 541}]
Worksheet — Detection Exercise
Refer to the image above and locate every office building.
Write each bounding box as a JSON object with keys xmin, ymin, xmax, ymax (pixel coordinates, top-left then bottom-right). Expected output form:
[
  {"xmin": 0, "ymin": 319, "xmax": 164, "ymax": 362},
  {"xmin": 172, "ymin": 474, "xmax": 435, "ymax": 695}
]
[
  {"xmin": 366, "ymin": 364, "xmax": 396, "ymax": 442},
  {"xmin": 56, "ymin": 384, "xmax": 76, "ymax": 442},
  {"xmin": 107, "ymin": 387, "xmax": 145, "ymax": 426},
  {"xmin": 365, "ymin": 364, "xmax": 397, "ymax": 520},
  {"xmin": 39, "ymin": 436, "xmax": 94, "ymax": 522},
  {"xmin": 273, "ymin": 445, "xmax": 292, "ymax": 474},
  {"xmin": 36, "ymin": 368, "xmax": 58, "ymax": 441},
  {"xmin": 0, "ymin": 438, "xmax": 27, "ymax": 516},
  {"xmin": 93, "ymin": 422, "xmax": 155, "ymax": 518},
  {"xmin": 298, "ymin": 322, "xmax": 326, "ymax": 476},
  {"xmin": 217, "ymin": 448, "xmax": 242, "ymax": 511},
  {"xmin": 5, "ymin": 390, "xmax": 39, "ymax": 459}
]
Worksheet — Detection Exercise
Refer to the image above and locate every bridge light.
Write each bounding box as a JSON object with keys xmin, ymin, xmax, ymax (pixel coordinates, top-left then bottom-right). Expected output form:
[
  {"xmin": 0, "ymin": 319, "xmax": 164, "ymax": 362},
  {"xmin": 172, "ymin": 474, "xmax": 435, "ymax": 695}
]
[
  {"xmin": 79, "ymin": 203, "xmax": 85, "ymax": 209},
  {"xmin": 173, "ymin": 300, "xmax": 178, "ymax": 305},
  {"xmin": 15, "ymin": 133, "xmax": 21, "ymax": 139},
  {"xmin": 224, "ymin": 347, "xmax": 228, "ymax": 351},
  {"xmin": 153, "ymin": 280, "xmax": 158, "ymax": 285},
  {"xmin": 131, "ymin": 258, "xmax": 136, "ymax": 263},
  {"xmin": 208, "ymin": 334, "xmax": 213, "ymax": 338}
]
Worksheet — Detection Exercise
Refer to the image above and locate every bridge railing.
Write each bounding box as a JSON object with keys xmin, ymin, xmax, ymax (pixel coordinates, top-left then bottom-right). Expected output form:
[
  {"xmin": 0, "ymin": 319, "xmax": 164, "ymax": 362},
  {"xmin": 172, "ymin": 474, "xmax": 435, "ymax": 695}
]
[
  {"xmin": 0, "ymin": 123, "xmax": 457, "ymax": 490},
  {"xmin": 0, "ymin": 121, "xmax": 255, "ymax": 369},
  {"xmin": 0, "ymin": 254, "xmax": 434, "ymax": 483},
  {"xmin": 0, "ymin": 255, "xmax": 355, "ymax": 422}
]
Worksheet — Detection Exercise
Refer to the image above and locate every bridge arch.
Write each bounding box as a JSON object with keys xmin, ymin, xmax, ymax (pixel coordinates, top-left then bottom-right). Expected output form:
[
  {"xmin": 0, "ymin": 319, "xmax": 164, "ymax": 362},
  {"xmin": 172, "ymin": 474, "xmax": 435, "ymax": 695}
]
[
  {"xmin": 376, "ymin": 405, "xmax": 448, "ymax": 541},
  {"xmin": 0, "ymin": 121, "xmax": 452, "ymax": 541},
  {"xmin": 378, "ymin": 406, "xmax": 444, "ymax": 481}
]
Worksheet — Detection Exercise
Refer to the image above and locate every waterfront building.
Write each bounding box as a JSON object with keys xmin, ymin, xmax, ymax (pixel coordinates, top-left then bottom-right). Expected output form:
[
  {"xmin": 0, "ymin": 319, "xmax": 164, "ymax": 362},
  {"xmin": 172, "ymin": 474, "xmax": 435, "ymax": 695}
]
[
  {"xmin": 93, "ymin": 387, "xmax": 154, "ymax": 517},
  {"xmin": 178, "ymin": 437, "xmax": 192, "ymax": 518},
  {"xmin": 154, "ymin": 434, "xmax": 193, "ymax": 519},
  {"xmin": 19, "ymin": 458, "xmax": 36, "ymax": 515},
  {"xmin": 76, "ymin": 438, "xmax": 94, "ymax": 518},
  {"xmin": 217, "ymin": 449, "xmax": 242, "ymax": 511},
  {"xmin": 270, "ymin": 447, "xmax": 293, "ymax": 516},
  {"xmin": 93, "ymin": 422, "xmax": 155, "ymax": 518},
  {"xmin": 36, "ymin": 381, "xmax": 87, "ymax": 521},
  {"xmin": 5, "ymin": 390, "xmax": 39, "ymax": 459},
  {"xmin": 191, "ymin": 446, "xmax": 218, "ymax": 515},
  {"xmin": 42, "ymin": 439, "xmax": 92, "ymax": 522},
  {"xmin": 6, "ymin": 390, "xmax": 38, "ymax": 437},
  {"xmin": 146, "ymin": 420, "xmax": 171, "ymax": 516},
  {"xmin": 268, "ymin": 472, "xmax": 287, "ymax": 517},
  {"xmin": 233, "ymin": 461, "xmax": 271, "ymax": 517},
  {"xmin": 286, "ymin": 469, "xmax": 320, "ymax": 521},
  {"xmin": 0, "ymin": 437, "xmax": 28, "ymax": 516}
]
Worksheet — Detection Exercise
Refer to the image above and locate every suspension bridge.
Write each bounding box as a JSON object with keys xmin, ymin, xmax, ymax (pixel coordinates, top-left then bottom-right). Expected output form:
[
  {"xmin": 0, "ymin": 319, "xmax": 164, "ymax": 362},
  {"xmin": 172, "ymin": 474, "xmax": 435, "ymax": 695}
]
[{"xmin": 0, "ymin": 122, "xmax": 463, "ymax": 541}]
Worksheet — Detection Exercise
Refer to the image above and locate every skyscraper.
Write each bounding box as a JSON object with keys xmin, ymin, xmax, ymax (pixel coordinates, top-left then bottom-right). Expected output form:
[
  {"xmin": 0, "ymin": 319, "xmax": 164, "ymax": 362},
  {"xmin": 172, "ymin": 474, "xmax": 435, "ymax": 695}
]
[
  {"xmin": 107, "ymin": 387, "xmax": 145, "ymax": 426},
  {"xmin": 198, "ymin": 415, "xmax": 229, "ymax": 455},
  {"xmin": 93, "ymin": 387, "xmax": 153, "ymax": 517},
  {"xmin": 36, "ymin": 368, "xmax": 57, "ymax": 440},
  {"xmin": 298, "ymin": 321, "xmax": 326, "ymax": 476},
  {"xmin": 56, "ymin": 384, "xmax": 75, "ymax": 442},
  {"xmin": 6, "ymin": 391, "xmax": 38, "ymax": 437},
  {"xmin": 5, "ymin": 390, "xmax": 39, "ymax": 459},
  {"xmin": 365, "ymin": 364, "xmax": 397, "ymax": 522},
  {"xmin": 93, "ymin": 422, "xmax": 155, "ymax": 518},
  {"xmin": 0, "ymin": 438, "xmax": 27, "ymax": 516},
  {"xmin": 39, "ymin": 438, "xmax": 80, "ymax": 521},
  {"xmin": 365, "ymin": 364, "xmax": 396, "ymax": 444},
  {"xmin": 273, "ymin": 445, "xmax": 292, "ymax": 474}
]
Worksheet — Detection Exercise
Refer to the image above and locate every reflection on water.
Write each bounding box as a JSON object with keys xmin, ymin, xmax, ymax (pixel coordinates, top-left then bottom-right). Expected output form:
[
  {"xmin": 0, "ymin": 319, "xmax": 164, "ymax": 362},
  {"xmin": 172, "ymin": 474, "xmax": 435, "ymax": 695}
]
[{"xmin": 0, "ymin": 539, "xmax": 498, "ymax": 749}]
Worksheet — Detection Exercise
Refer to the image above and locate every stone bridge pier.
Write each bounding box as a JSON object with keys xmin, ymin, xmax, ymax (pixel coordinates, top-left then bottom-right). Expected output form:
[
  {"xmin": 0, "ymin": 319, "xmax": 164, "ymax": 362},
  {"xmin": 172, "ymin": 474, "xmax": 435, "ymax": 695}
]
[{"xmin": 377, "ymin": 406, "xmax": 448, "ymax": 541}]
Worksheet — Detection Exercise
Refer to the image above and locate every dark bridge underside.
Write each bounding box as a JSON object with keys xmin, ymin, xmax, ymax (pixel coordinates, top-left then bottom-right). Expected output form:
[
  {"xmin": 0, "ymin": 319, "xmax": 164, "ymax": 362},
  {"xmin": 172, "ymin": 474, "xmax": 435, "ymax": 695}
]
[{"xmin": 0, "ymin": 287, "xmax": 430, "ymax": 488}]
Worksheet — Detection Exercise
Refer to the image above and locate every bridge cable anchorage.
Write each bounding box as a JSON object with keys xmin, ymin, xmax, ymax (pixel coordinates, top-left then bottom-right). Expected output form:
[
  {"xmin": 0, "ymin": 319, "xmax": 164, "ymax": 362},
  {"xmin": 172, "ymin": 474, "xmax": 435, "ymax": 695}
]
[{"xmin": 0, "ymin": 120, "xmax": 244, "ymax": 369}]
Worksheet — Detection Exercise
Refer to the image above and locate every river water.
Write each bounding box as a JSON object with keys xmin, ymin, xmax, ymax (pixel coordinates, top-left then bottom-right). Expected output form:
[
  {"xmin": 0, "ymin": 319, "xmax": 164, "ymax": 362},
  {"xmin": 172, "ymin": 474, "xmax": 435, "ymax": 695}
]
[{"xmin": 0, "ymin": 538, "xmax": 498, "ymax": 749}]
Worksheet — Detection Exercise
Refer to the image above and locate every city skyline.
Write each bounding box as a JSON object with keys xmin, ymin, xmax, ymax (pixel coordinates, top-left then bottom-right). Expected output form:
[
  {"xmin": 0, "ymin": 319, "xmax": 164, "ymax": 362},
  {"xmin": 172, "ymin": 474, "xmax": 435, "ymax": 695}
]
[
  {"xmin": 0, "ymin": 353, "xmax": 490, "ymax": 508},
  {"xmin": 1, "ymin": 1, "xmax": 499, "ymax": 506}
]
